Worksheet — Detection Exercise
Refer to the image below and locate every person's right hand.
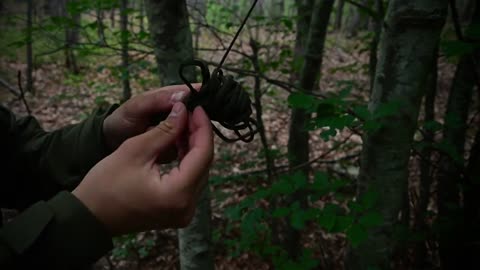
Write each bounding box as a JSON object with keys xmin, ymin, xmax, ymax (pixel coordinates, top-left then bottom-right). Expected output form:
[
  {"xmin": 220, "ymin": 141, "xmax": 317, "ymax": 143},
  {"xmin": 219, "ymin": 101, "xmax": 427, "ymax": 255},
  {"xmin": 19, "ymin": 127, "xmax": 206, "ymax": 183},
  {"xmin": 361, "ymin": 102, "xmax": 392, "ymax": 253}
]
[{"xmin": 72, "ymin": 103, "xmax": 214, "ymax": 236}]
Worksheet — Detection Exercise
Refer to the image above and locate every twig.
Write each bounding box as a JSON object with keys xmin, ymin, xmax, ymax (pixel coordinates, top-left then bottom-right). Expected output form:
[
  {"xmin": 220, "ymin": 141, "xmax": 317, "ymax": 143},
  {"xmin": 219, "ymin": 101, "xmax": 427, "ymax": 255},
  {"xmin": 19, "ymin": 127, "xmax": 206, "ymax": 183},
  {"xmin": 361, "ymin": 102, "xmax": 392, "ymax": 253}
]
[
  {"xmin": 17, "ymin": 71, "xmax": 31, "ymax": 115},
  {"xmin": 0, "ymin": 77, "xmax": 20, "ymax": 97}
]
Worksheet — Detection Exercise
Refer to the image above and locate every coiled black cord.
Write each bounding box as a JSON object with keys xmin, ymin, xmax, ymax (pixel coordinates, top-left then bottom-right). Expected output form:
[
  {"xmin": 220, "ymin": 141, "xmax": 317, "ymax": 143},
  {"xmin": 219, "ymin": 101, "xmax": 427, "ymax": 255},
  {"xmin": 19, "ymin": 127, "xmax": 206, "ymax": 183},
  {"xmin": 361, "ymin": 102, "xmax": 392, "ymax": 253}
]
[{"xmin": 179, "ymin": 60, "xmax": 257, "ymax": 143}]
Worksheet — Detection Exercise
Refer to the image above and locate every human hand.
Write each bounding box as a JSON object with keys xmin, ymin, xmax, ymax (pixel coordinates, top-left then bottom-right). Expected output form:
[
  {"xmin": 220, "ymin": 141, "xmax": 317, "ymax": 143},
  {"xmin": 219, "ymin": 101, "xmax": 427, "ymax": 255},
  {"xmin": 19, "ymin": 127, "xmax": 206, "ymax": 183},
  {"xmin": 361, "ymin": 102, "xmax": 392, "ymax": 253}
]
[
  {"xmin": 103, "ymin": 84, "xmax": 201, "ymax": 153},
  {"xmin": 73, "ymin": 103, "xmax": 214, "ymax": 235}
]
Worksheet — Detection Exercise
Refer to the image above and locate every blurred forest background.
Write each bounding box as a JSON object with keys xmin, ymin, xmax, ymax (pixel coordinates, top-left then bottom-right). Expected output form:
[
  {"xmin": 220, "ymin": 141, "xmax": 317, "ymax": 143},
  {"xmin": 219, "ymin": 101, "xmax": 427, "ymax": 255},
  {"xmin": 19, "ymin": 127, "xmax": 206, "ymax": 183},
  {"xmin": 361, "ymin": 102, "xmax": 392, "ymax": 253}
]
[{"xmin": 0, "ymin": 0, "xmax": 479, "ymax": 269}]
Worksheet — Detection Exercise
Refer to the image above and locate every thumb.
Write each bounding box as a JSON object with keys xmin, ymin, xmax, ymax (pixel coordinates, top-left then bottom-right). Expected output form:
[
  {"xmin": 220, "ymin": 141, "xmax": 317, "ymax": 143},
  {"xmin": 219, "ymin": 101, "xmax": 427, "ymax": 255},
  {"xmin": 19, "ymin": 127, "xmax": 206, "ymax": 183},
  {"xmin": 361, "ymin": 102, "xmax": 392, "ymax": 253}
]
[{"xmin": 129, "ymin": 102, "xmax": 188, "ymax": 162}]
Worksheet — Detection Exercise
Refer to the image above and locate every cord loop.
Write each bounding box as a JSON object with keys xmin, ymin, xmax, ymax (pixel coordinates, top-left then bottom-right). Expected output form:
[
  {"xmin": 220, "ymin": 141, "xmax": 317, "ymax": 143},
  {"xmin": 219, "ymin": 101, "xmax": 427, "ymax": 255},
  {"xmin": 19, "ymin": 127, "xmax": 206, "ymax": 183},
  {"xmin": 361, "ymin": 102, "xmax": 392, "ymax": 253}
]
[{"xmin": 179, "ymin": 60, "xmax": 257, "ymax": 143}]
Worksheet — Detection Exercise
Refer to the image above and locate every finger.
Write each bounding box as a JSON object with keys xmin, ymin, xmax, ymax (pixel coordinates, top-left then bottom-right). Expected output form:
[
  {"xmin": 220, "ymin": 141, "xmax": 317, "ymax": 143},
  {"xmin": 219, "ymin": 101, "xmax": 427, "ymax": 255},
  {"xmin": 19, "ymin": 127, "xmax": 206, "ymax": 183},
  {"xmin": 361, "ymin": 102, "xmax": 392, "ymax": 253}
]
[
  {"xmin": 145, "ymin": 126, "xmax": 179, "ymax": 163},
  {"xmin": 176, "ymin": 127, "xmax": 189, "ymax": 162},
  {"xmin": 124, "ymin": 102, "xmax": 188, "ymax": 162},
  {"xmin": 166, "ymin": 107, "xmax": 213, "ymax": 190},
  {"xmin": 124, "ymin": 83, "xmax": 202, "ymax": 119}
]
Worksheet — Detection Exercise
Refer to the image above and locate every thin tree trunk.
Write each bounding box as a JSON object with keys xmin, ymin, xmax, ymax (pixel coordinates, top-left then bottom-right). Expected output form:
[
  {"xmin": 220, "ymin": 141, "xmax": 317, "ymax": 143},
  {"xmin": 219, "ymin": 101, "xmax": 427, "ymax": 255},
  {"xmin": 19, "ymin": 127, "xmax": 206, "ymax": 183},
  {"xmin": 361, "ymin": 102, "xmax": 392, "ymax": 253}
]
[
  {"xmin": 437, "ymin": 56, "xmax": 476, "ymax": 270},
  {"xmin": 346, "ymin": 1, "xmax": 448, "ymax": 269},
  {"xmin": 292, "ymin": 0, "xmax": 314, "ymax": 81},
  {"xmin": 369, "ymin": 0, "xmax": 384, "ymax": 94},
  {"xmin": 286, "ymin": 0, "xmax": 334, "ymax": 260},
  {"xmin": 345, "ymin": 0, "xmax": 369, "ymax": 37},
  {"xmin": 438, "ymin": 3, "xmax": 480, "ymax": 268},
  {"xmin": 110, "ymin": 8, "xmax": 115, "ymax": 28},
  {"xmin": 96, "ymin": 3, "xmax": 106, "ymax": 45},
  {"xmin": 413, "ymin": 49, "xmax": 438, "ymax": 269},
  {"xmin": 145, "ymin": 2, "xmax": 213, "ymax": 269},
  {"xmin": 464, "ymin": 120, "xmax": 480, "ymax": 266},
  {"xmin": 120, "ymin": 0, "xmax": 131, "ymax": 101},
  {"xmin": 250, "ymin": 38, "xmax": 279, "ymax": 246},
  {"xmin": 139, "ymin": 0, "xmax": 145, "ymax": 33},
  {"xmin": 65, "ymin": 0, "xmax": 80, "ymax": 74},
  {"xmin": 26, "ymin": 0, "xmax": 33, "ymax": 93},
  {"xmin": 457, "ymin": 0, "xmax": 476, "ymax": 23},
  {"xmin": 335, "ymin": 0, "xmax": 345, "ymax": 31}
]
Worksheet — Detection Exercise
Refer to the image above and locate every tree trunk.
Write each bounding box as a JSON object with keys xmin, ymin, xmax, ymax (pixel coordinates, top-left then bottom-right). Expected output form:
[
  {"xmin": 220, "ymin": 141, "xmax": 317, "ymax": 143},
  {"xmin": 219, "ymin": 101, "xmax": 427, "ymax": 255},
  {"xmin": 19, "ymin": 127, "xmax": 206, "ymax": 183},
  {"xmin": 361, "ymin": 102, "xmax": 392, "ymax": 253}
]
[
  {"xmin": 464, "ymin": 120, "xmax": 480, "ymax": 266},
  {"xmin": 65, "ymin": 0, "xmax": 80, "ymax": 74},
  {"xmin": 457, "ymin": 0, "xmax": 476, "ymax": 24},
  {"xmin": 346, "ymin": 1, "xmax": 448, "ymax": 269},
  {"xmin": 178, "ymin": 188, "xmax": 214, "ymax": 270},
  {"xmin": 438, "ymin": 3, "xmax": 480, "ymax": 268},
  {"xmin": 96, "ymin": 2, "xmax": 106, "ymax": 45},
  {"xmin": 139, "ymin": 0, "xmax": 145, "ymax": 33},
  {"xmin": 369, "ymin": 0, "xmax": 384, "ymax": 94},
  {"xmin": 145, "ymin": 2, "xmax": 213, "ymax": 269},
  {"xmin": 292, "ymin": 0, "xmax": 314, "ymax": 81},
  {"xmin": 345, "ymin": 0, "xmax": 370, "ymax": 37},
  {"xmin": 413, "ymin": 49, "xmax": 438, "ymax": 269},
  {"xmin": 335, "ymin": 0, "xmax": 345, "ymax": 31},
  {"xmin": 26, "ymin": 0, "xmax": 34, "ymax": 93},
  {"xmin": 110, "ymin": 8, "xmax": 115, "ymax": 28},
  {"xmin": 437, "ymin": 56, "xmax": 476, "ymax": 270},
  {"xmin": 286, "ymin": 0, "xmax": 334, "ymax": 260},
  {"xmin": 145, "ymin": 0, "xmax": 195, "ymax": 85},
  {"xmin": 120, "ymin": 0, "xmax": 131, "ymax": 101}
]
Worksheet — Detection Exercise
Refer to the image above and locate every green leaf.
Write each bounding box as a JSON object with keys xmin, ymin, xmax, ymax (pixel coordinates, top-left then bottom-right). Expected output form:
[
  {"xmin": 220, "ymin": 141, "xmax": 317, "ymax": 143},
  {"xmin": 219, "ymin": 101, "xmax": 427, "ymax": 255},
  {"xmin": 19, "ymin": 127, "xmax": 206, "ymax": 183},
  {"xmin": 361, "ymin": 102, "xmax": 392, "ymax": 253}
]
[
  {"xmin": 372, "ymin": 101, "xmax": 401, "ymax": 120},
  {"xmin": 465, "ymin": 23, "xmax": 480, "ymax": 39},
  {"xmin": 331, "ymin": 216, "xmax": 354, "ymax": 233},
  {"xmin": 281, "ymin": 18, "xmax": 293, "ymax": 30},
  {"xmin": 441, "ymin": 40, "xmax": 476, "ymax": 58},
  {"xmin": 291, "ymin": 171, "xmax": 308, "ymax": 190},
  {"xmin": 291, "ymin": 210, "xmax": 306, "ymax": 230},
  {"xmin": 272, "ymin": 207, "xmax": 290, "ymax": 218},
  {"xmin": 359, "ymin": 212, "xmax": 384, "ymax": 228},
  {"xmin": 423, "ymin": 120, "xmax": 443, "ymax": 132},
  {"xmin": 288, "ymin": 92, "xmax": 318, "ymax": 110},
  {"xmin": 359, "ymin": 190, "xmax": 380, "ymax": 210},
  {"xmin": 317, "ymin": 210, "xmax": 336, "ymax": 231},
  {"xmin": 320, "ymin": 128, "xmax": 337, "ymax": 141},
  {"xmin": 348, "ymin": 200, "xmax": 364, "ymax": 213},
  {"xmin": 311, "ymin": 172, "xmax": 330, "ymax": 194},
  {"xmin": 316, "ymin": 103, "xmax": 337, "ymax": 119},
  {"xmin": 347, "ymin": 224, "xmax": 368, "ymax": 248}
]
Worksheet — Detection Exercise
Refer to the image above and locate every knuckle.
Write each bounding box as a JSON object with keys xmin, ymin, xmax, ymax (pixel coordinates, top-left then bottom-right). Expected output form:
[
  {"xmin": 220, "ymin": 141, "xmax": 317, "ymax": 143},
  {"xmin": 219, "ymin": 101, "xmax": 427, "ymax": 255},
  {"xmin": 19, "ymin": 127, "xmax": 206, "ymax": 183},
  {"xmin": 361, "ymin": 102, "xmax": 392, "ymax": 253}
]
[
  {"xmin": 119, "ymin": 137, "xmax": 137, "ymax": 152},
  {"xmin": 156, "ymin": 121, "xmax": 175, "ymax": 135}
]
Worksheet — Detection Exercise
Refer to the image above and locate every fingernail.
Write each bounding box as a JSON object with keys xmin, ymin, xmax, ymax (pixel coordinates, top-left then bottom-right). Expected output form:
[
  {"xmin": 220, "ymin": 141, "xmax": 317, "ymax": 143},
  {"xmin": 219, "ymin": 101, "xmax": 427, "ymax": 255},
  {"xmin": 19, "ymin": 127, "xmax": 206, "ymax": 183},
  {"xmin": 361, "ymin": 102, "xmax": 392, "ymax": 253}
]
[
  {"xmin": 169, "ymin": 102, "xmax": 184, "ymax": 118},
  {"xmin": 171, "ymin": 91, "xmax": 186, "ymax": 103}
]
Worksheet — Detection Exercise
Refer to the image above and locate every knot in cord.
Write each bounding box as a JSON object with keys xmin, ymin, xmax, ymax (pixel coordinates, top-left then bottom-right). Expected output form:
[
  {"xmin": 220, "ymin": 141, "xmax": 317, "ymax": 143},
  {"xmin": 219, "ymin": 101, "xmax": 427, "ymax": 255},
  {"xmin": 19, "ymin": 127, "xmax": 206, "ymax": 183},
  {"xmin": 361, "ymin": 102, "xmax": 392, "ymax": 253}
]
[{"xmin": 179, "ymin": 60, "xmax": 257, "ymax": 143}]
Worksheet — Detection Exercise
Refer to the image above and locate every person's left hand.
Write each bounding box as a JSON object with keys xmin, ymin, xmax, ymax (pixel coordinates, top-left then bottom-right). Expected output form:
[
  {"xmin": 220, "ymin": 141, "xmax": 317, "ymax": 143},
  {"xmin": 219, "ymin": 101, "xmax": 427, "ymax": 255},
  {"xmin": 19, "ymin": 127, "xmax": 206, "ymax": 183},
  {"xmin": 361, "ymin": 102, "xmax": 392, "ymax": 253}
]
[{"xmin": 103, "ymin": 84, "xmax": 200, "ymax": 159}]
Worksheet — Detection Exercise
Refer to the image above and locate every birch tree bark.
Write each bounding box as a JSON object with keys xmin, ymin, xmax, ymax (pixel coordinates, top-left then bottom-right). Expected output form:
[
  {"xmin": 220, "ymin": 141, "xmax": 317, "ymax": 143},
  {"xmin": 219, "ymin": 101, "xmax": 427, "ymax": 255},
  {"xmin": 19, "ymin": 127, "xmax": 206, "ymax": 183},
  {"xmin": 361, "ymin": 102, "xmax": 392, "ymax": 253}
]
[{"xmin": 346, "ymin": 0, "xmax": 448, "ymax": 268}]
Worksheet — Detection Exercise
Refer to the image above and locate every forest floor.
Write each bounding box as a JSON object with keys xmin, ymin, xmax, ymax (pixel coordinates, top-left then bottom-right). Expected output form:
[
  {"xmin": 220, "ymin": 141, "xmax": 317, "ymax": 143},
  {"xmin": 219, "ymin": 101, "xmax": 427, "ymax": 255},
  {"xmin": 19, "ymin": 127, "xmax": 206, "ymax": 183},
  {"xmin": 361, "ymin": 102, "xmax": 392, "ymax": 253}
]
[{"xmin": 0, "ymin": 32, "xmax": 458, "ymax": 269}]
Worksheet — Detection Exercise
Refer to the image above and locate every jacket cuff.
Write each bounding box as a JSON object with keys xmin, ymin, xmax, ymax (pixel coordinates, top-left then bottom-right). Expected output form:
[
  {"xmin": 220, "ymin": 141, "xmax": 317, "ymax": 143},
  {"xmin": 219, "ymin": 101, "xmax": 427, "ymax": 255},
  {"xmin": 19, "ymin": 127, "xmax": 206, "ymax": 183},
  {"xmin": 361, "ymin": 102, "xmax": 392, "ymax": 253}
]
[
  {"xmin": 0, "ymin": 192, "xmax": 113, "ymax": 268},
  {"xmin": 42, "ymin": 191, "xmax": 113, "ymax": 268},
  {"xmin": 77, "ymin": 104, "xmax": 119, "ymax": 172}
]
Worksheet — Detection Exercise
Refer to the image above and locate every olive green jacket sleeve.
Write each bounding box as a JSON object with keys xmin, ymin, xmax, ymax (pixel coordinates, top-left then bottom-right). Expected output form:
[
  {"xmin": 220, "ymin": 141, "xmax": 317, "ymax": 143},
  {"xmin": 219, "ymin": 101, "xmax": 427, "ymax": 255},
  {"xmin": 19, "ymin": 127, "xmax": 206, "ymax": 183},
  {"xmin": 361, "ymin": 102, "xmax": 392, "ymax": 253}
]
[{"xmin": 0, "ymin": 105, "xmax": 118, "ymax": 269}]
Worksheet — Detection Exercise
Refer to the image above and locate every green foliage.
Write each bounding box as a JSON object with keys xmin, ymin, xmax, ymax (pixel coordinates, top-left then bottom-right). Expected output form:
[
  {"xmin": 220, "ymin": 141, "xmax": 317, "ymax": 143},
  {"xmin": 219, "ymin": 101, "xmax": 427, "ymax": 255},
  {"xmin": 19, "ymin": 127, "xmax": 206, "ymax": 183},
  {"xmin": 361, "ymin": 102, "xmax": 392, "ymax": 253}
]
[
  {"xmin": 112, "ymin": 233, "xmax": 155, "ymax": 260},
  {"xmin": 219, "ymin": 168, "xmax": 383, "ymax": 268},
  {"xmin": 441, "ymin": 40, "xmax": 478, "ymax": 58}
]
